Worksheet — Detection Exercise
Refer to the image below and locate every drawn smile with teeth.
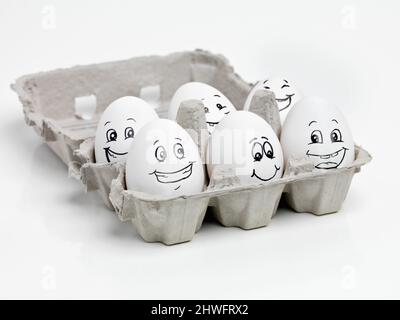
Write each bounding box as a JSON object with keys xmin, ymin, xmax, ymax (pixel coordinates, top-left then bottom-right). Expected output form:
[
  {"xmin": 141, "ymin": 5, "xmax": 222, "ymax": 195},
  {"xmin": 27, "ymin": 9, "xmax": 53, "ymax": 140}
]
[
  {"xmin": 275, "ymin": 94, "xmax": 294, "ymax": 111},
  {"xmin": 149, "ymin": 161, "xmax": 194, "ymax": 185},
  {"xmin": 206, "ymin": 121, "xmax": 219, "ymax": 127},
  {"xmin": 104, "ymin": 147, "xmax": 128, "ymax": 163},
  {"xmin": 206, "ymin": 111, "xmax": 231, "ymax": 129},
  {"xmin": 306, "ymin": 147, "xmax": 348, "ymax": 169}
]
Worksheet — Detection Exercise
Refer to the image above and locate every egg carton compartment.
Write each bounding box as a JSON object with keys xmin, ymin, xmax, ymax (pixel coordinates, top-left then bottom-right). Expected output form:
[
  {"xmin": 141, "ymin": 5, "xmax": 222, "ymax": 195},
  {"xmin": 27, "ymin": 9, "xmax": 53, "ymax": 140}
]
[
  {"xmin": 109, "ymin": 164, "xmax": 293, "ymax": 245},
  {"xmin": 283, "ymin": 146, "xmax": 371, "ymax": 215},
  {"xmin": 107, "ymin": 146, "xmax": 369, "ymax": 245},
  {"xmin": 11, "ymin": 50, "xmax": 250, "ymax": 168}
]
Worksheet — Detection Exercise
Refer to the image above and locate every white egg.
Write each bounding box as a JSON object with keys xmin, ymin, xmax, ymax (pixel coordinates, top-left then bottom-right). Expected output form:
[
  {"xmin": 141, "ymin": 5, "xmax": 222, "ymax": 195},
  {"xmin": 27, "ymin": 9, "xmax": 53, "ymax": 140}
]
[
  {"xmin": 126, "ymin": 119, "xmax": 205, "ymax": 196},
  {"xmin": 94, "ymin": 96, "xmax": 158, "ymax": 164},
  {"xmin": 243, "ymin": 77, "xmax": 301, "ymax": 122},
  {"xmin": 280, "ymin": 97, "xmax": 355, "ymax": 170},
  {"xmin": 168, "ymin": 82, "xmax": 236, "ymax": 134},
  {"xmin": 207, "ymin": 111, "xmax": 283, "ymax": 185}
]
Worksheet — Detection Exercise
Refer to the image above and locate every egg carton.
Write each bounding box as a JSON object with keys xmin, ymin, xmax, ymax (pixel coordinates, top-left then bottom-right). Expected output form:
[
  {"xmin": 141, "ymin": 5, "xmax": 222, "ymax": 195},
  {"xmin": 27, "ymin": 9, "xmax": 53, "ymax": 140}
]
[
  {"xmin": 11, "ymin": 50, "xmax": 371, "ymax": 245},
  {"xmin": 106, "ymin": 99, "xmax": 370, "ymax": 245}
]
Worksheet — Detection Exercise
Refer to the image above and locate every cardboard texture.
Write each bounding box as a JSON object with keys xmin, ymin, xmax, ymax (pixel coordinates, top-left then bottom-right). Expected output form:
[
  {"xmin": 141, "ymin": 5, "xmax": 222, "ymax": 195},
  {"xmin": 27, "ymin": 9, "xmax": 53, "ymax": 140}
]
[{"xmin": 12, "ymin": 50, "xmax": 372, "ymax": 245}]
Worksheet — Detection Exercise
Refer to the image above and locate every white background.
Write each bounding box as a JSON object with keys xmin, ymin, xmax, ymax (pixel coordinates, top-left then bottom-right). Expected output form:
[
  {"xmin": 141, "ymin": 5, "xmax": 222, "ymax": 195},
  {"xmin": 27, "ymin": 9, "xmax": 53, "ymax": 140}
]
[{"xmin": 0, "ymin": 0, "xmax": 399, "ymax": 299}]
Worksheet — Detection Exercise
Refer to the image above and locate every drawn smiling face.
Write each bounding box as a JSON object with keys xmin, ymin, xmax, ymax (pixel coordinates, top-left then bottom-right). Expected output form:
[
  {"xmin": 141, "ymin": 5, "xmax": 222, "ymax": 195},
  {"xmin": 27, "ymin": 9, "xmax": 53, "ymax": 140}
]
[
  {"xmin": 243, "ymin": 77, "xmax": 301, "ymax": 122},
  {"xmin": 202, "ymin": 94, "xmax": 236, "ymax": 133},
  {"xmin": 149, "ymin": 138, "xmax": 195, "ymax": 189},
  {"xmin": 168, "ymin": 82, "xmax": 236, "ymax": 133},
  {"xmin": 249, "ymin": 136, "xmax": 282, "ymax": 181},
  {"xmin": 126, "ymin": 119, "xmax": 205, "ymax": 196},
  {"xmin": 263, "ymin": 78, "xmax": 299, "ymax": 112},
  {"xmin": 94, "ymin": 96, "xmax": 158, "ymax": 164},
  {"xmin": 280, "ymin": 97, "xmax": 355, "ymax": 170},
  {"xmin": 102, "ymin": 117, "xmax": 135, "ymax": 163},
  {"xmin": 306, "ymin": 120, "xmax": 349, "ymax": 169},
  {"xmin": 207, "ymin": 111, "xmax": 283, "ymax": 185}
]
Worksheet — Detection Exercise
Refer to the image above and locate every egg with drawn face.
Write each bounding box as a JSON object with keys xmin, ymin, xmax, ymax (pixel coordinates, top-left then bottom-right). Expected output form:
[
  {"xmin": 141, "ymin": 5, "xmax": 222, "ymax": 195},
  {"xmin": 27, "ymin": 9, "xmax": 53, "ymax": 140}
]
[
  {"xmin": 280, "ymin": 97, "xmax": 355, "ymax": 170},
  {"xmin": 126, "ymin": 119, "xmax": 205, "ymax": 196},
  {"xmin": 244, "ymin": 77, "xmax": 301, "ymax": 122},
  {"xmin": 94, "ymin": 96, "xmax": 158, "ymax": 164},
  {"xmin": 207, "ymin": 111, "xmax": 283, "ymax": 185},
  {"xmin": 168, "ymin": 82, "xmax": 236, "ymax": 133}
]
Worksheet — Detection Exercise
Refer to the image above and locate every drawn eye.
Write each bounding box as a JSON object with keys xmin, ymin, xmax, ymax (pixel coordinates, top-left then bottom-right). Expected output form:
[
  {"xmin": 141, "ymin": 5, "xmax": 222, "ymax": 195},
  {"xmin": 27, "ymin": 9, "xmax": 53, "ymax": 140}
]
[
  {"xmin": 263, "ymin": 141, "xmax": 274, "ymax": 159},
  {"xmin": 204, "ymin": 107, "xmax": 209, "ymax": 113},
  {"xmin": 263, "ymin": 86, "xmax": 270, "ymax": 90},
  {"xmin": 106, "ymin": 129, "xmax": 117, "ymax": 142},
  {"xmin": 331, "ymin": 129, "xmax": 343, "ymax": 143},
  {"xmin": 173, "ymin": 143, "xmax": 185, "ymax": 160},
  {"xmin": 124, "ymin": 127, "xmax": 134, "ymax": 139},
  {"xmin": 310, "ymin": 130, "xmax": 323, "ymax": 144},
  {"xmin": 252, "ymin": 142, "xmax": 263, "ymax": 162},
  {"xmin": 155, "ymin": 146, "xmax": 167, "ymax": 162},
  {"xmin": 216, "ymin": 103, "xmax": 226, "ymax": 110}
]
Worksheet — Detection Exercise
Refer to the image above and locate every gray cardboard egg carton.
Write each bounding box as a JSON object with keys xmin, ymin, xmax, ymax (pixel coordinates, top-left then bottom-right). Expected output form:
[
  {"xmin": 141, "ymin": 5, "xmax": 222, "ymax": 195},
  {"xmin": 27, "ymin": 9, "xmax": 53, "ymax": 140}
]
[{"xmin": 12, "ymin": 50, "xmax": 371, "ymax": 245}]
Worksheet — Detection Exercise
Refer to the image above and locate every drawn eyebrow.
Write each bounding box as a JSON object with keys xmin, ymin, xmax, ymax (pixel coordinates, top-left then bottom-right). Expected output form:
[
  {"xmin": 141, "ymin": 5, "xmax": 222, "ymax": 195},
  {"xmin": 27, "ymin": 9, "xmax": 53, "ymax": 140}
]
[
  {"xmin": 214, "ymin": 94, "xmax": 221, "ymax": 97},
  {"xmin": 284, "ymin": 79, "xmax": 288, "ymax": 83},
  {"xmin": 261, "ymin": 136, "xmax": 269, "ymax": 140},
  {"xmin": 249, "ymin": 137, "xmax": 257, "ymax": 144},
  {"xmin": 104, "ymin": 121, "xmax": 111, "ymax": 126},
  {"xmin": 127, "ymin": 118, "xmax": 136, "ymax": 122},
  {"xmin": 308, "ymin": 120, "xmax": 317, "ymax": 126},
  {"xmin": 331, "ymin": 119, "xmax": 339, "ymax": 123},
  {"xmin": 263, "ymin": 80, "xmax": 269, "ymax": 84},
  {"xmin": 175, "ymin": 137, "xmax": 182, "ymax": 141},
  {"xmin": 153, "ymin": 140, "xmax": 159, "ymax": 145}
]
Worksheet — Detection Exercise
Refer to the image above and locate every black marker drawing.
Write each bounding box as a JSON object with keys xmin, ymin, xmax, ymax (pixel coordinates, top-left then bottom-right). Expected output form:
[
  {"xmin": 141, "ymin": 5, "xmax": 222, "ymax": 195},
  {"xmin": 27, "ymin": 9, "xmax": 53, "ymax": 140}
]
[
  {"xmin": 263, "ymin": 79, "xmax": 296, "ymax": 112},
  {"xmin": 149, "ymin": 161, "xmax": 195, "ymax": 184},
  {"xmin": 173, "ymin": 142, "xmax": 185, "ymax": 160},
  {"xmin": 306, "ymin": 147, "xmax": 348, "ymax": 169},
  {"xmin": 249, "ymin": 136, "xmax": 280, "ymax": 181},
  {"xmin": 263, "ymin": 79, "xmax": 270, "ymax": 90},
  {"xmin": 206, "ymin": 121, "xmax": 220, "ymax": 128},
  {"xmin": 155, "ymin": 145, "xmax": 167, "ymax": 162},
  {"xmin": 150, "ymin": 140, "xmax": 193, "ymax": 189},
  {"xmin": 275, "ymin": 94, "xmax": 295, "ymax": 112},
  {"xmin": 306, "ymin": 122, "xmax": 348, "ymax": 169},
  {"xmin": 202, "ymin": 95, "xmax": 235, "ymax": 132},
  {"xmin": 106, "ymin": 128, "xmax": 117, "ymax": 142},
  {"xmin": 251, "ymin": 164, "xmax": 281, "ymax": 182},
  {"xmin": 102, "ymin": 118, "xmax": 137, "ymax": 163},
  {"xmin": 104, "ymin": 147, "xmax": 128, "ymax": 163}
]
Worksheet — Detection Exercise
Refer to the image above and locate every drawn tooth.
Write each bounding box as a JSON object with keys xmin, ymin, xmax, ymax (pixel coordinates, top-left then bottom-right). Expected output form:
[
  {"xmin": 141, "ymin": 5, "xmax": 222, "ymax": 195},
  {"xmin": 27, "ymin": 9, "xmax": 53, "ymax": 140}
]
[
  {"xmin": 321, "ymin": 155, "xmax": 330, "ymax": 159},
  {"xmin": 332, "ymin": 152, "xmax": 338, "ymax": 157}
]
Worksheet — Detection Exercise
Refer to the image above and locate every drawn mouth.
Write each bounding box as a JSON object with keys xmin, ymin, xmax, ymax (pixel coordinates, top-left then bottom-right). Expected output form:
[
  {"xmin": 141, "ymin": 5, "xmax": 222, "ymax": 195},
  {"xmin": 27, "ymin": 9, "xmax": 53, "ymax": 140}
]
[
  {"xmin": 275, "ymin": 94, "xmax": 294, "ymax": 112},
  {"xmin": 149, "ymin": 161, "xmax": 195, "ymax": 185},
  {"xmin": 206, "ymin": 111, "xmax": 231, "ymax": 130},
  {"xmin": 104, "ymin": 147, "xmax": 128, "ymax": 163},
  {"xmin": 306, "ymin": 147, "xmax": 348, "ymax": 169},
  {"xmin": 206, "ymin": 121, "xmax": 219, "ymax": 128},
  {"xmin": 251, "ymin": 164, "xmax": 281, "ymax": 182}
]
